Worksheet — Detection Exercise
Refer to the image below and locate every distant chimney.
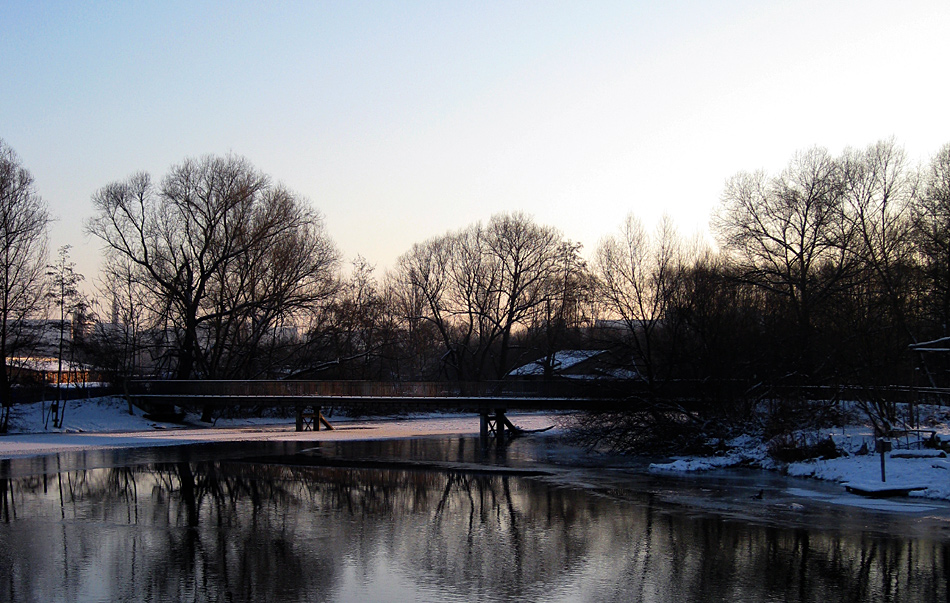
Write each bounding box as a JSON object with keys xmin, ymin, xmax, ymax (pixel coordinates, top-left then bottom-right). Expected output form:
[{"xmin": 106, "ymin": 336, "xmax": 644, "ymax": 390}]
[{"xmin": 112, "ymin": 293, "xmax": 119, "ymax": 325}]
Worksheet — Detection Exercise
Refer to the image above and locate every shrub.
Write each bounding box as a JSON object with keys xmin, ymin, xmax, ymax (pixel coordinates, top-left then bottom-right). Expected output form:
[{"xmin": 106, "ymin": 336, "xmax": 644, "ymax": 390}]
[{"xmin": 767, "ymin": 433, "xmax": 840, "ymax": 463}]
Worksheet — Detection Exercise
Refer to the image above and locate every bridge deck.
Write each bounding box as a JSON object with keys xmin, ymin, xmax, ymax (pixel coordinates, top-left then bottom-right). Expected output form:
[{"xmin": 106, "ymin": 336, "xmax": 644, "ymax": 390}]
[{"xmin": 126, "ymin": 393, "xmax": 606, "ymax": 411}]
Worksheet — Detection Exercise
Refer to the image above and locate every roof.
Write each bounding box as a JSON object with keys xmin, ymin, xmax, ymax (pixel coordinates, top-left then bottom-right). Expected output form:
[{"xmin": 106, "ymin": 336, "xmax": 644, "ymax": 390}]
[
  {"xmin": 508, "ymin": 350, "xmax": 606, "ymax": 377},
  {"xmin": 9, "ymin": 357, "xmax": 92, "ymax": 373}
]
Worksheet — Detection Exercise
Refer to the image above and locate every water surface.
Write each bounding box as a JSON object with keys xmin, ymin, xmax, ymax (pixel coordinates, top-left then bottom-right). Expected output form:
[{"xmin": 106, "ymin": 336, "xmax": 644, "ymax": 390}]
[{"xmin": 0, "ymin": 436, "xmax": 947, "ymax": 602}]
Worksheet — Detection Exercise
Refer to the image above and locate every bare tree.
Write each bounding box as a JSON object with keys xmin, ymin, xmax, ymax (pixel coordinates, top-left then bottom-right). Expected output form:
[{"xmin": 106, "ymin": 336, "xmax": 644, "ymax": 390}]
[
  {"xmin": 384, "ymin": 256, "xmax": 445, "ymax": 380},
  {"xmin": 45, "ymin": 245, "xmax": 85, "ymax": 428},
  {"xmin": 842, "ymin": 140, "xmax": 916, "ymax": 297},
  {"xmin": 391, "ymin": 234, "xmax": 457, "ymax": 378},
  {"xmin": 85, "ymin": 256, "xmax": 152, "ymax": 383},
  {"xmin": 199, "ymin": 185, "xmax": 339, "ymax": 379},
  {"xmin": 87, "ymin": 155, "xmax": 339, "ymax": 389},
  {"xmin": 0, "ymin": 140, "xmax": 50, "ymax": 432},
  {"xmin": 595, "ymin": 214, "xmax": 683, "ymax": 386},
  {"xmin": 668, "ymin": 248, "xmax": 764, "ymax": 382},
  {"xmin": 714, "ymin": 147, "xmax": 856, "ymax": 378},
  {"xmin": 531, "ymin": 241, "xmax": 597, "ymax": 376},
  {"xmin": 392, "ymin": 212, "xmax": 568, "ymax": 381},
  {"xmin": 913, "ymin": 143, "xmax": 950, "ymax": 335},
  {"xmin": 483, "ymin": 212, "xmax": 564, "ymax": 376},
  {"xmin": 306, "ymin": 257, "xmax": 400, "ymax": 379},
  {"xmin": 837, "ymin": 139, "xmax": 919, "ymax": 396}
]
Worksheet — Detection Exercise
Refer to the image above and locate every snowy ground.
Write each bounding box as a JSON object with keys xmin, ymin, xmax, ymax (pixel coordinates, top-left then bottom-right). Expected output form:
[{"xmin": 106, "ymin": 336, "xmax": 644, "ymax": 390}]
[
  {"xmin": 0, "ymin": 396, "xmax": 562, "ymax": 460},
  {"xmin": 649, "ymin": 405, "xmax": 950, "ymax": 502}
]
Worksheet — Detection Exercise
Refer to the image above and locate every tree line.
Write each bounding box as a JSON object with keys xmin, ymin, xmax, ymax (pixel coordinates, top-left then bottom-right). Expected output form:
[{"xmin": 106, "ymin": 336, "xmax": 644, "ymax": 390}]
[{"xmin": 2, "ymin": 137, "xmax": 949, "ymax": 430}]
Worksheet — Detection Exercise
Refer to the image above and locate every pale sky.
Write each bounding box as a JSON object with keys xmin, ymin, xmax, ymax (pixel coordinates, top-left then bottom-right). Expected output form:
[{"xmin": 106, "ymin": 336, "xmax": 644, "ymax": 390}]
[{"xmin": 2, "ymin": 1, "xmax": 949, "ymax": 291}]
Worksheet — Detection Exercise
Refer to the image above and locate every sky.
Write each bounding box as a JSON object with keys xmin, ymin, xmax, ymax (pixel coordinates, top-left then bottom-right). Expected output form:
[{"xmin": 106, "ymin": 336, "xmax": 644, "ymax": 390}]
[{"xmin": 2, "ymin": 0, "xmax": 950, "ymax": 294}]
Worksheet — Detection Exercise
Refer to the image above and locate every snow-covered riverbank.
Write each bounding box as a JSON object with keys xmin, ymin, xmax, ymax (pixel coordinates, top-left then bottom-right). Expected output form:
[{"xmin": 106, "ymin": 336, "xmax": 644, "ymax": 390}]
[{"xmin": 649, "ymin": 413, "xmax": 950, "ymax": 501}]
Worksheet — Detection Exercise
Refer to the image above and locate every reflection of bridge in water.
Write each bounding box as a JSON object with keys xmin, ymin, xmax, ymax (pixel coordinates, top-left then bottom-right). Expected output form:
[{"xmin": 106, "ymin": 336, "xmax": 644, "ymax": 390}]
[{"xmin": 126, "ymin": 380, "xmax": 629, "ymax": 441}]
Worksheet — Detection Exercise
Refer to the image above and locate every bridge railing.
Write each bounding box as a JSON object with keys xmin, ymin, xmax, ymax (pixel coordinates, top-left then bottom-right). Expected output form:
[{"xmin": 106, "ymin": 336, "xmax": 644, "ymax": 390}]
[{"xmin": 126, "ymin": 379, "xmax": 625, "ymax": 400}]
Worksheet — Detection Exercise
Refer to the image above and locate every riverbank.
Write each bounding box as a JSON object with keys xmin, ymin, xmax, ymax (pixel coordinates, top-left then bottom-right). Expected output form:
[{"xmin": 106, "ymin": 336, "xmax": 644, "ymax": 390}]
[{"xmin": 647, "ymin": 407, "xmax": 950, "ymax": 501}]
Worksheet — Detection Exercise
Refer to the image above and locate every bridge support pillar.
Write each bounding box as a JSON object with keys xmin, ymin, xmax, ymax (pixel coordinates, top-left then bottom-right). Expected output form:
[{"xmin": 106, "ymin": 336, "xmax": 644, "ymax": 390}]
[
  {"xmin": 296, "ymin": 405, "xmax": 334, "ymax": 432},
  {"xmin": 480, "ymin": 407, "xmax": 509, "ymax": 444}
]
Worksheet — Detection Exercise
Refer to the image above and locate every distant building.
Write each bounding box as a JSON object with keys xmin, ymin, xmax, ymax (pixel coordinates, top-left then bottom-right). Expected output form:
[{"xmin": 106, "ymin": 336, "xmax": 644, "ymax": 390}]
[
  {"xmin": 8, "ymin": 356, "xmax": 102, "ymax": 385},
  {"xmin": 508, "ymin": 349, "xmax": 639, "ymax": 381}
]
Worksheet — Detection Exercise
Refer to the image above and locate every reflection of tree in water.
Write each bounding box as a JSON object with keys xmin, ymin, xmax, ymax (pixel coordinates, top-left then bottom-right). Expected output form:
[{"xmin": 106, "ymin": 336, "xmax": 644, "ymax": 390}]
[
  {"xmin": 0, "ymin": 459, "xmax": 946, "ymax": 601},
  {"xmin": 0, "ymin": 462, "xmax": 341, "ymax": 601},
  {"xmin": 151, "ymin": 461, "xmax": 340, "ymax": 602},
  {"xmin": 0, "ymin": 477, "xmax": 13, "ymax": 522},
  {"xmin": 594, "ymin": 513, "xmax": 950, "ymax": 602}
]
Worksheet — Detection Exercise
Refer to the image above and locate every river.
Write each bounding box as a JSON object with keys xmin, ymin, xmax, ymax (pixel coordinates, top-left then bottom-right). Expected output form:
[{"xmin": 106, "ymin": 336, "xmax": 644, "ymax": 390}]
[{"xmin": 0, "ymin": 435, "xmax": 947, "ymax": 602}]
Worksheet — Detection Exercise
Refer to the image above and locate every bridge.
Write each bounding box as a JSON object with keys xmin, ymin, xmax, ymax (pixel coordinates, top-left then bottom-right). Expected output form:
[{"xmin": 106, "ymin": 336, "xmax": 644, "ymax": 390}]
[
  {"xmin": 125, "ymin": 379, "xmax": 938, "ymax": 443},
  {"xmin": 125, "ymin": 379, "xmax": 629, "ymax": 442}
]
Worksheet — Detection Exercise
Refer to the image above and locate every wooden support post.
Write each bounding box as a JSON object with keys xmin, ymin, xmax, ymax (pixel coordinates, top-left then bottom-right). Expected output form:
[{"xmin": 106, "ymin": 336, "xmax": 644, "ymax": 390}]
[
  {"xmin": 500, "ymin": 413, "xmax": 520, "ymax": 435},
  {"xmin": 479, "ymin": 407, "xmax": 513, "ymax": 445},
  {"xmin": 876, "ymin": 438, "xmax": 892, "ymax": 482},
  {"xmin": 296, "ymin": 405, "xmax": 333, "ymax": 432},
  {"xmin": 495, "ymin": 407, "xmax": 506, "ymax": 444}
]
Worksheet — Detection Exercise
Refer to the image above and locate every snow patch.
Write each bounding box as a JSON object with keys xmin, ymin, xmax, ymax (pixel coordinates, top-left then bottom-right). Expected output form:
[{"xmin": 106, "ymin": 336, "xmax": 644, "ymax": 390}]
[
  {"xmin": 649, "ymin": 403, "xmax": 950, "ymax": 501},
  {"xmin": 785, "ymin": 487, "xmax": 942, "ymax": 513}
]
